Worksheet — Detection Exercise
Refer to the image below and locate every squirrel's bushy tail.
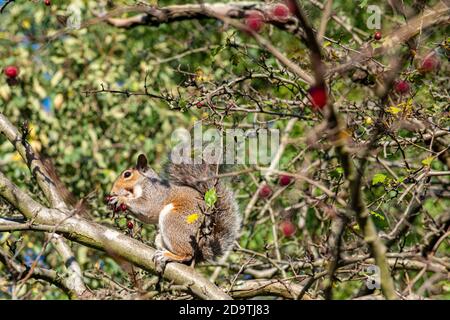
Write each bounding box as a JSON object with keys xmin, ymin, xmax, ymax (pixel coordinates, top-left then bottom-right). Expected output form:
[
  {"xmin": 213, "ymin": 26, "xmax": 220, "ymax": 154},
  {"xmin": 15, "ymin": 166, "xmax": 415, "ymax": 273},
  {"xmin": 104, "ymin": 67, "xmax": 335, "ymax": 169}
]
[{"xmin": 166, "ymin": 163, "xmax": 241, "ymax": 261}]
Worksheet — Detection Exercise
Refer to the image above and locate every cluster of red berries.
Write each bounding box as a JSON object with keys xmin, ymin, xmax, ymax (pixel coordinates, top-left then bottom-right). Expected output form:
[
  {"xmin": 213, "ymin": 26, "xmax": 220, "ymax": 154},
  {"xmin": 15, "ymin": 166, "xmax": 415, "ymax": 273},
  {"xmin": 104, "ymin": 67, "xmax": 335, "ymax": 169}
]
[
  {"xmin": 244, "ymin": 3, "xmax": 291, "ymax": 33},
  {"xmin": 105, "ymin": 195, "xmax": 133, "ymax": 230},
  {"xmin": 392, "ymin": 53, "xmax": 440, "ymax": 95},
  {"xmin": 258, "ymin": 175, "xmax": 297, "ymax": 237},
  {"xmin": 372, "ymin": 30, "xmax": 440, "ymax": 95},
  {"xmin": 258, "ymin": 174, "xmax": 293, "ymax": 199},
  {"xmin": 105, "ymin": 195, "xmax": 127, "ymax": 213}
]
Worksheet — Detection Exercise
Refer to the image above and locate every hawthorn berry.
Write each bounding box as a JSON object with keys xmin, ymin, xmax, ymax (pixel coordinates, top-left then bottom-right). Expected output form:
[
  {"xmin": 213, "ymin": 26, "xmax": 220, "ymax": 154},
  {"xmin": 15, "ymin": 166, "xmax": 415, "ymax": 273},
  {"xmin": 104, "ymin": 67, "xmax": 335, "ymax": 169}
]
[
  {"xmin": 419, "ymin": 54, "xmax": 439, "ymax": 73},
  {"xmin": 308, "ymin": 85, "xmax": 327, "ymax": 110},
  {"xmin": 272, "ymin": 3, "xmax": 290, "ymax": 20},
  {"xmin": 119, "ymin": 203, "xmax": 127, "ymax": 212},
  {"xmin": 127, "ymin": 220, "xmax": 134, "ymax": 229},
  {"xmin": 284, "ymin": 0, "xmax": 297, "ymax": 14},
  {"xmin": 374, "ymin": 31, "xmax": 382, "ymax": 41},
  {"xmin": 259, "ymin": 184, "xmax": 272, "ymax": 198},
  {"xmin": 279, "ymin": 175, "xmax": 292, "ymax": 186},
  {"xmin": 245, "ymin": 11, "xmax": 265, "ymax": 33},
  {"xmin": 394, "ymin": 80, "xmax": 410, "ymax": 94},
  {"xmin": 280, "ymin": 220, "xmax": 296, "ymax": 237},
  {"xmin": 44, "ymin": 0, "xmax": 51, "ymax": 6},
  {"xmin": 4, "ymin": 66, "xmax": 19, "ymax": 79}
]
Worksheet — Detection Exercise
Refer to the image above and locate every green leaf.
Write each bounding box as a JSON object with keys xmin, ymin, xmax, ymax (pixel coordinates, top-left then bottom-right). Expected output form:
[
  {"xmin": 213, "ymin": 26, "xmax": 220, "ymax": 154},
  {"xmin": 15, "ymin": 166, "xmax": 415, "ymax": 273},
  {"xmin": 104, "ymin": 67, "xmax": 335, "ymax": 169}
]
[
  {"xmin": 205, "ymin": 187, "xmax": 217, "ymax": 208},
  {"xmin": 372, "ymin": 173, "xmax": 387, "ymax": 185},
  {"xmin": 370, "ymin": 211, "xmax": 385, "ymax": 221},
  {"xmin": 359, "ymin": 0, "xmax": 369, "ymax": 8}
]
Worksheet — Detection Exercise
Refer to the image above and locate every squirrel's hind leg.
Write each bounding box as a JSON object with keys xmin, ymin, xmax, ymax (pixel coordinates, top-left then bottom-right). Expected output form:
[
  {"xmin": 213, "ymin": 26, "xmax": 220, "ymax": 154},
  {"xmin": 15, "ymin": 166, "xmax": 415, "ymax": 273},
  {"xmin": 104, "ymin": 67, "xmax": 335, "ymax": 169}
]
[{"xmin": 153, "ymin": 249, "xmax": 192, "ymax": 273}]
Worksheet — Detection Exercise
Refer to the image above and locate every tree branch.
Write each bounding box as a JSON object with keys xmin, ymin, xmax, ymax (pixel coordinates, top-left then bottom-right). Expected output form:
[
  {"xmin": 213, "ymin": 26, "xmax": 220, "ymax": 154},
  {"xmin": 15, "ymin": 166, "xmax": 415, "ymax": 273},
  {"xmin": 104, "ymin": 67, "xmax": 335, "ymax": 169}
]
[{"xmin": 0, "ymin": 170, "xmax": 229, "ymax": 299}]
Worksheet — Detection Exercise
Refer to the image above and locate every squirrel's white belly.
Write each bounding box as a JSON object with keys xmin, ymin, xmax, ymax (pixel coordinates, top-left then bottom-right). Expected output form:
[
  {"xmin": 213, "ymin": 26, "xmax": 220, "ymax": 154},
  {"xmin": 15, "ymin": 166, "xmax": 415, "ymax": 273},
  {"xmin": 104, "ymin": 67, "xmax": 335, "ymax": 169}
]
[{"xmin": 159, "ymin": 203, "xmax": 174, "ymax": 251}]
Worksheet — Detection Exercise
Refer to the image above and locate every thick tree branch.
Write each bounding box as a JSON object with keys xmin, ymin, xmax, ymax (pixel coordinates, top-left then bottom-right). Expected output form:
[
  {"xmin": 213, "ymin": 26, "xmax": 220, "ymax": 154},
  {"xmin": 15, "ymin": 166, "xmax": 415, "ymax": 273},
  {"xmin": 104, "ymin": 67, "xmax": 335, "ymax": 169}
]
[
  {"xmin": 0, "ymin": 113, "xmax": 67, "ymax": 210},
  {"xmin": 0, "ymin": 170, "xmax": 229, "ymax": 299},
  {"xmin": 49, "ymin": 234, "xmax": 91, "ymax": 298}
]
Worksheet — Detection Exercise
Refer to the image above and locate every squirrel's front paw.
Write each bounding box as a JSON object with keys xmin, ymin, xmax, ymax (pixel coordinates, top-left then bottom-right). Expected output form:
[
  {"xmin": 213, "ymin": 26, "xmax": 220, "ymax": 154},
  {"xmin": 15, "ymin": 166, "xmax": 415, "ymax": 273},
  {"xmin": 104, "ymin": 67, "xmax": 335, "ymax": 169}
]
[{"xmin": 153, "ymin": 250, "xmax": 168, "ymax": 273}]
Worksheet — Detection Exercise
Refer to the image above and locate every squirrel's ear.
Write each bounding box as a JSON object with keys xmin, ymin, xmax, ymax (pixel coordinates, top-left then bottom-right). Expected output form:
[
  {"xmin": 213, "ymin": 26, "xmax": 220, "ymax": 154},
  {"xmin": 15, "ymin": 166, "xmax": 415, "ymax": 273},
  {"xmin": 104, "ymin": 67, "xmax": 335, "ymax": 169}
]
[{"xmin": 136, "ymin": 154, "xmax": 148, "ymax": 172}]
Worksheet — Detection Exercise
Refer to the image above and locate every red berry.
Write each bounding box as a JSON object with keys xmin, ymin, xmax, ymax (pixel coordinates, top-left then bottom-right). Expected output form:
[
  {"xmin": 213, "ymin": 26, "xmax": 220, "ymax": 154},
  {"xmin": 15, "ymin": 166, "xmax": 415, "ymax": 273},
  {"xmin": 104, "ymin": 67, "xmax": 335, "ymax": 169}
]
[
  {"xmin": 272, "ymin": 3, "xmax": 290, "ymax": 20},
  {"xmin": 127, "ymin": 220, "xmax": 134, "ymax": 229},
  {"xmin": 419, "ymin": 53, "xmax": 439, "ymax": 73},
  {"xmin": 119, "ymin": 203, "xmax": 127, "ymax": 212},
  {"xmin": 308, "ymin": 85, "xmax": 327, "ymax": 110},
  {"xmin": 4, "ymin": 66, "xmax": 19, "ymax": 79},
  {"xmin": 374, "ymin": 31, "xmax": 382, "ymax": 41},
  {"xmin": 279, "ymin": 175, "xmax": 292, "ymax": 186},
  {"xmin": 284, "ymin": 0, "xmax": 297, "ymax": 14},
  {"xmin": 245, "ymin": 11, "xmax": 264, "ymax": 33},
  {"xmin": 394, "ymin": 80, "xmax": 410, "ymax": 94},
  {"xmin": 280, "ymin": 220, "xmax": 296, "ymax": 237},
  {"xmin": 44, "ymin": 0, "xmax": 51, "ymax": 6},
  {"xmin": 259, "ymin": 184, "xmax": 272, "ymax": 198}
]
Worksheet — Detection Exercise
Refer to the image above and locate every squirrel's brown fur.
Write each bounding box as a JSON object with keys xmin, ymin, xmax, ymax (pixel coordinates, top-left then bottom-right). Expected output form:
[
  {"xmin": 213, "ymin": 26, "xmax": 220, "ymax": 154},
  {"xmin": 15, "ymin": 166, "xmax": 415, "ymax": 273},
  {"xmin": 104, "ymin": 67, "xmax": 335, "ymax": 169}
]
[{"xmin": 108, "ymin": 154, "xmax": 241, "ymax": 266}]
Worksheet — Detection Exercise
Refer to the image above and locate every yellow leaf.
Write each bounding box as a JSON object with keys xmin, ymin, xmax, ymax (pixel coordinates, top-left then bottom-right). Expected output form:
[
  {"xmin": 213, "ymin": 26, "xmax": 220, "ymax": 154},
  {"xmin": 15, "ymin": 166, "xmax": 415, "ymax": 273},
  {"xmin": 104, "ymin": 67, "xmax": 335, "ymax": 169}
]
[
  {"xmin": 186, "ymin": 213, "xmax": 199, "ymax": 224},
  {"xmin": 28, "ymin": 123, "xmax": 37, "ymax": 140},
  {"xmin": 12, "ymin": 152, "xmax": 22, "ymax": 162},
  {"xmin": 30, "ymin": 140, "xmax": 42, "ymax": 152},
  {"xmin": 195, "ymin": 68, "xmax": 212, "ymax": 83},
  {"xmin": 422, "ymin": 156, "xmax": 434, "ymax": 167},
  {"xmin": 22, "ymin": 20, "xmax": 31, "ymax": 30},
  {"xmin": 364, "ymin": 116, "xmax": 373, "ymax": 125},
  {"xmin": 388, "ymin": 106, "xmax": 402, "ymax": 114},
  {"xmin": 54, "ymin": 93, "xmax": 64, "ymax": 109}
]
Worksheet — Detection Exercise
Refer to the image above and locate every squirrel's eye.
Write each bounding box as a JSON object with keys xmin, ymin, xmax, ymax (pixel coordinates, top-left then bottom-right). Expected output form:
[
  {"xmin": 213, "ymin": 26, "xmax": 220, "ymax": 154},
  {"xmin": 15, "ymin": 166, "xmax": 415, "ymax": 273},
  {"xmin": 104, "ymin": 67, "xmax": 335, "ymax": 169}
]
[{"xmin": 124, "ymin": 171, "xmax": 132, "ymax": 178}]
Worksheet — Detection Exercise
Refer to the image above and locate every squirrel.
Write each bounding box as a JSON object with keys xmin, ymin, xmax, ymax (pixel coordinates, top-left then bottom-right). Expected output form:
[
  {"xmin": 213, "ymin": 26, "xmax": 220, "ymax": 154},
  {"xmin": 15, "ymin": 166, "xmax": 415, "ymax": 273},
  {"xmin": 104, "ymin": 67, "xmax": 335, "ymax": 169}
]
[{"xmin": 107, "ymin": 154, "xmax": 241, "ymax": 271}]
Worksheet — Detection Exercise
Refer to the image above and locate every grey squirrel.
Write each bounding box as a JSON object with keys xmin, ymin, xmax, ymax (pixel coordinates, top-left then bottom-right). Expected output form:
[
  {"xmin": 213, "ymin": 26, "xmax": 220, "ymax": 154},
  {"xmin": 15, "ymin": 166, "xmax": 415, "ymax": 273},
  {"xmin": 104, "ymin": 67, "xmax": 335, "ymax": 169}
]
[{"xmin": 107, "ymin": 154, "xmax": 241, "ymax": 270}]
